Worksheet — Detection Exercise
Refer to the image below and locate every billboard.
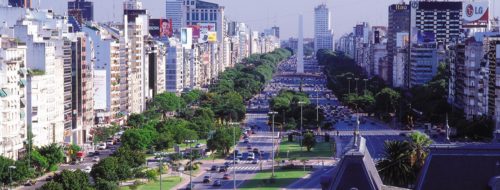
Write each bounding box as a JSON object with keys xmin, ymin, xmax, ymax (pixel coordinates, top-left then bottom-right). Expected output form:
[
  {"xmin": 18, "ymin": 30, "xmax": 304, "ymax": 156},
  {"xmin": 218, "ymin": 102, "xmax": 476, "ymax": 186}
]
[
  {"xmin": 149, "ymin": 19, "xmax": 173, "ymax": 38},
  {"xmin": 207, "ymin": 32, "xmax": 217, "ymax": 42},
  {"xmin": 181, "ymin": 27, "xmax": 193, "ymax": 49},
  {"xmin": 187, "ymin": 25, "xmax": 201, "ymax": 39},
  {"xmin": 463, "ymin": 2, "xmax": 489, "ymax": 28},
  {"xmin": 197, "ymin": 23, "xmax": 216, "ymax": 43}
]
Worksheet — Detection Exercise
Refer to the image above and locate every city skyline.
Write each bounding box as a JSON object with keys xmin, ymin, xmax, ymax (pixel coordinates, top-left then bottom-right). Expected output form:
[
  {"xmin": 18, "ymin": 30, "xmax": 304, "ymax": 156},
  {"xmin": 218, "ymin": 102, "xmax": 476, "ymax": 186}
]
[{"xmin": 38, "ymin": 0, "xmax": 500, "ymax": 40}]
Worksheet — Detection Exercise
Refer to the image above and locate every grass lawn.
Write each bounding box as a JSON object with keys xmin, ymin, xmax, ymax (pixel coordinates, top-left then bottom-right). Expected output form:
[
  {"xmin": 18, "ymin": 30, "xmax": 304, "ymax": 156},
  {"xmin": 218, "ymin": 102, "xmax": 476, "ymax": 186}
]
[
  {"xmin": 240, "ymin": 169, "xmax": 309, "ymax": 190},
  {"xmin": 120, "ymin": 176, "xmax": 182, "ymax": 190},
  {"xmin": 278, "ymin": 140, "xmax": 334, "ymax": 159}
]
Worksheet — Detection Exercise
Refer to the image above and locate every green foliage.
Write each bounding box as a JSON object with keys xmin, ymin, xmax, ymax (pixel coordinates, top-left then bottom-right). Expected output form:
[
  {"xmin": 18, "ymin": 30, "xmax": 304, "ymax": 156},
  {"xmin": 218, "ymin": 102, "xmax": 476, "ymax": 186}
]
[
  {"xmin": 377, "ymin": 141, "xmax": 414, "ymax": 187},
  {"xmin": 39, "ymin": 181, "xmax": 64, "ymax": 190},
  {"xmin": 53, "ymin": 170, "xmax": 92, "ymax": 190},
  {"xmin": 182, "ymin": 89, "xmax": 203, "ymax": 105},
  {"xmin": 145, "ymin": 169, "xmax": 158, "ymax": 182},
  {"xmin": 112, "ymin": 147, "xmax": 146, "ymax": 168},
  {"xmin": 67, "ymin": 144, "xmax": 81, "ymax": 161},
  {"xmin": 29, "ymin": 150, "xmax": 49, "ymax": 172},
  {"xmin": 302, "ymin": 133, "xmax": 316, "ymax": 152},
  {"xmin": 121, "ymin": 128, "xmax": 157, "ymax": 151},
  {"xmin": 91, "ymin": 157, "xmax": 132, "ymax": 182},
  {"xmin": 151, "ymin": 92, "xmax": 185, "ymax": 119},
  {"xmin": 375, "ymin": 88, "xmax": 401, "ymax": 114},
  {"xmin": 269, "ymin": 90, "xmax": 324, "ymax": 128},
  {"xmin": 94, "ymin": 179, "xmax": 119, "ymax": 190},
  {"xmin": 127, "ymin": 114, "xmax": 146, "ymax": 128},
  {"xmin": 207, "ymin": 126, "xmax": 242, "ymax": 155},
  {"xmin": 92, "ymin": 125, "xmax": 120, "ymax": 143},
  {"xmin": 38, "ymin": 143, "xmax": 65, "ymax": 169}
]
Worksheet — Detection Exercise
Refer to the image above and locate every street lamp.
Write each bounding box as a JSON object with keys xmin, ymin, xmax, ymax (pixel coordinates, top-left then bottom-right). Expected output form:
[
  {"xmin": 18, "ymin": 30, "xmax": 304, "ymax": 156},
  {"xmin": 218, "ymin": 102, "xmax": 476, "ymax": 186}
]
[
  {"xmin": 315, "ymin": 88, "xmax": 319, "ymax": 132},
  {"xmin": 156, "ymin": 152, "xmax": 168, "ymax": 190},
  {"xmin": 184, "ymin": 139, "xmax": 197, "ymax": 190},
  {"xmin": 8, "ymin": 165, "xmax": 16, "ymax": 190},
  {"xmin": 354, "ymin": 78, "xmax": 359, "ymax": 95},
  {"xmin": 298, "ymin": 101, "xmax": 305, "ymax": 151},
  {"xmin": 268, "ymin": 111, "xmax": 278, "ymax": 178},
  {"xmin": 346, "ymin": 77, "xmax": 352, "ymax": 94},
  {"xmin": 363, "ymin": 78, "xmax": 368, "ymax": 95},
  {"xmin": 228, "ymin": 122, "xmax": 240, "ymax": 190}
]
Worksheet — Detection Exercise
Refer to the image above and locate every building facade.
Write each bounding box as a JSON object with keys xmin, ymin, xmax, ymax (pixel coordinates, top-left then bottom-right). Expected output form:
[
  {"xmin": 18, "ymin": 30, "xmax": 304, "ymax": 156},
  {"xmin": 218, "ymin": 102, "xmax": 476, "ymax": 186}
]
[
  {"xmin": 314, "ymin": 4, "xmax": 334, "ymax": 53},
  {"xmin": 67, "ymin": 0, "xmax": 94, "ymax": 23},
  {"xmin": 387, "ymin": 3, "xmax": 410, "ymax": 86}
]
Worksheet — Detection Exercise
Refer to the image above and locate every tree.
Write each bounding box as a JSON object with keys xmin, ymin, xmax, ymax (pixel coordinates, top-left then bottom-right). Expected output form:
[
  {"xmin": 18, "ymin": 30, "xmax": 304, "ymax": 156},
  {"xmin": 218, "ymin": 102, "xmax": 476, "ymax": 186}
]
[
  {"xmin": 29, "ymin": 150, "xmax": 49, "ymax": 172},
  {"xmin": 67, "ymin": 144, "xmax": 81, "ymax": 161},
  {"xmin": 145, "ymin": 170, "xmax": 158, "ymax": 182},
  {"xmin": 112, "ymin": 147, "xmax": 146, "ymax": 168},
  {"xmin": 39, "ymin": 181, "xmax": 64, "ymax": 190},
  {"xmin": 127, "ymin": 113, "xmax": 146, "ymax": 128},
  {"xmin": 94, "ymin": 179, "xmax": 119, "ymax": 190},
  {"xmin": 38, "ymin": 143, "xmax": 65, "ymax": 170},
  {"xmin": 91, "ymin": 157, "xmax": 131, "ymax": 182},
  {"xmin": 408, "ymin": 131, "xmax": 432, "ymax": 170},
  {"xmin": 0, "ymin": 156, "xmax": 15, "ymax": 185},
  {"xmin": 182, "ymin": 89, "xmax": 203, "ymax": 105},
  {"xmin": 53, "ymin": 170, "xmax": 92, "ymax": 190},
  {"xmin": 151, "ymin": 92, "xmax": 184, "ymax": 119},
  {"xmin": 377, "ymin": 140, "xmax": 414, "ymax": 187},
  {"xmin": 375, "ymin": 88, "xmax": 401, "ymax": 114},
  {"xmin": 207, "ymin": 127, "xmax": 241, "ymax": 155},
  {"xmin": 302, "ymin": 133, "xmax": 317, "ymax": 152},
  {"xmin": 121, "ymin": 128, "xmax": 157, "ymax": 151}
]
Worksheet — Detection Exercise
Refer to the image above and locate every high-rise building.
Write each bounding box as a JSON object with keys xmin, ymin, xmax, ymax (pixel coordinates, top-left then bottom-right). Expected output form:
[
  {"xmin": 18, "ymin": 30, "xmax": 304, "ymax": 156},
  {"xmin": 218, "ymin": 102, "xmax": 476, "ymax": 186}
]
[
  {"xmin": 67, "ymin": 0, "xmax": 94, "ymax": 23},
  {"xmin": 8, "ymin": 0, "xmax": 30, "ymax": 8},
  {"xmin": 166, "ymin": 0, "xmax": 182, "ymax": 33},
  {"xmin": 410, "ymin": 1, "xmax": 462, "ymax": 44},
  {"xmin": 123, "ymin": 0, "xmax": 149, "ymax": 114},
  {"xmin": 0, "ymin": 35, "xmax": 27, "ymax": 160},
  {"xmin": 484, "ymin": 36, "xmax": 500, "ymax": 132},
  {"xmin": 166, "ymin": 39, "xmax": 184, "ymax": 93},
  {"xmin": 271, "ymin": 26, "xmax": 280, "ymax": 39},
  {"xmin": 387, "ymin": 3, "xmax": 410, "ymax": 86},
  {"xmin": 314, "ymin": 4, "xmax": 334, "ymax": 53},
  {"xmin": 146, "ymin": 40, "xmax": 166, "ymax": 97},
  {"xmin": 409, "ymin": 43, "xmax": 438, "ymax": 87}
]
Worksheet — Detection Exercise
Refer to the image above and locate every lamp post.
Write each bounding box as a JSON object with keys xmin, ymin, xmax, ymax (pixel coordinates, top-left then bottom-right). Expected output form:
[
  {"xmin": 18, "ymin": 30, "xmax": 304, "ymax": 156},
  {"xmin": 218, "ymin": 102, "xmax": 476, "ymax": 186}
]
[
  {"xmin": 363, "ymin": 78, "xmax": 368, "ymax": 95},
  {"xmin": 315, "ymin": 88, "xmax": 319, "ymax": 132},
  {"xmin": 184, "ymin": 139, "xmax": 197, "ymax": 190},
  {"xmin": 354, "ymin": 78, "xmax": 359, "ymax": 95},
  {"xmin": 8, "ymin": 165, "xmax": 16, "ymax": 190},
  {"xmin": 346, "ymin": 77, "xmax": 352, "ymax": 94},
  {"xmin": 298, "ymin": 101, "xmax": 305, "ymax": 151},
  {"xmin": 228, "ymin": 122, "xmax": 240, "ymax": 190},
  {"xmin": 268, "ymin": 111, "xmax": 278, "ymax": 178}
]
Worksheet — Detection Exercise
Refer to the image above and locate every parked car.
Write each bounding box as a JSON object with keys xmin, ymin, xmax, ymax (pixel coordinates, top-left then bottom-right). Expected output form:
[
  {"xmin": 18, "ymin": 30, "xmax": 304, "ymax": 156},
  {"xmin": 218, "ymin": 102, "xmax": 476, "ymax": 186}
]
[
  {"xmin": 92, "ymin": 156, "xmax": 100, "ymax": 162},
  {"xmin": 97, "ymin": 143, "xmax": 106, "ymax": 150},
  {"xmin": 223, "ymin": 173, "xmax": 230, "ymax": 180},
  {"xmin": 83, "ymin": 166, "xmax": 92, "ymax": 173},
  {"xmin": 213, "ymin": 180, "xmax": 222, "ymax": 186},
  {"xmin": 24, "ymin": 180, "xmax": 36, "ymax": 186},
  {"xmin": 247, "ymin": 152, "xmax": 255, "ymax": 160},
  {"xmin": 203, "ymin": 176, "xmax": 211, "ymax": 183}
]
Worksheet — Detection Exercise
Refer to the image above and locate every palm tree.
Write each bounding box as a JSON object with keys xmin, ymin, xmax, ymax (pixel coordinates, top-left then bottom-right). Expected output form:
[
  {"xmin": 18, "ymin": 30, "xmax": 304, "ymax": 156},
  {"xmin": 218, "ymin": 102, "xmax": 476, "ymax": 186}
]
[
  {"xmin": 408, "ymin": 131, "xmax": 432, "ymax": 170},
  {"xmin": 376, "ymin": 140, "xmax": 415, "ymax": 187}
]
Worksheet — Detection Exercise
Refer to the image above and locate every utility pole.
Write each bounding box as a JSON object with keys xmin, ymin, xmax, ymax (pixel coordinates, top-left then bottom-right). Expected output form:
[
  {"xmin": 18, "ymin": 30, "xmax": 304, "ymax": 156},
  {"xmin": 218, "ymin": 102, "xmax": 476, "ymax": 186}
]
[
  {"xmin": 268, "ymin": 111, "xmax": 278, "ymax": 178},
  {"xmin": 229, "ymin": 122, "xmax": 240, "ymax": 190},
  {"xmin": 347, "ymin": 77, "xmax": 352, "ymax": 94},
  {"xmin": 298, "ymin": 101, "xmax": 305, "ymax": 151}
]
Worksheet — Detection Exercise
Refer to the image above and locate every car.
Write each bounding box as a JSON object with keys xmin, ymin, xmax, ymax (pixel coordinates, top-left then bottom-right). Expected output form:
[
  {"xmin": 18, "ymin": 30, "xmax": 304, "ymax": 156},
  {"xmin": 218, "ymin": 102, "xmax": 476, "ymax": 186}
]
[
  {"xmin": 247, "ymin": 145, "xmax": 252, "ymax": 150},
  {"xmin": 243, "ymin": 139, "xmax": 249, "ymax": 143},
  {"xmin": 253, "ymin": 148, "xmax": 259, "ymax": 155},
  {"xmin": 106, "ymin": 140, "xmax": 114, "ymax": 147},
  {"xmin": 252, "ymin": 159, "xmax": 258, "ymax": 164},
  {"xmin": 247, "ymin": 152, "xmax": 255, "ymax": 160},
  {"xmin": 97, "ymin": 143, "xmax": 106, "ymax": 150},
  {"xmin": 210, "ymin": 165, "xmax": 219, "ymax": 172},
  {"xmin": 236, "ymin": 153, "xmax": 243, "ymax": 159},
  {"xmin": 24, "ymin": 180, "xmax": 36, "ymax": 186},
  {"xmin": 213, "ymin": 180, "xmax": 222, "ymax": 186},
  {"xmin": 93, "ymin": 150, "xmax": 100, "ymax": 155},
  {"xmin": 224, "ymin": 162, "xmax": 231, "ymax": 167},
  {"xmin": 195, "ymin": 143, "xmax": 202, "ymax": 148},
  {"xmin": 223, "ymin": 173, "xmax": 231, "ymax": 180},
  {"xmin": 83, "ymin": 166, "xmax": 92, "ymax": 173},
  {"xmin": 92, "ymin": 156, "xmax": 100, "ymax": 162},
  {"xmin": 219, "ymin": 166, "xmax": 227, "ymax": 172},
  {"xmin": 203, "ymin": 176, "xmax": 211, "ymax": 183},
  {"xmin": 234, "ymin": 158, "xmax": 240, "ymax": 164}
]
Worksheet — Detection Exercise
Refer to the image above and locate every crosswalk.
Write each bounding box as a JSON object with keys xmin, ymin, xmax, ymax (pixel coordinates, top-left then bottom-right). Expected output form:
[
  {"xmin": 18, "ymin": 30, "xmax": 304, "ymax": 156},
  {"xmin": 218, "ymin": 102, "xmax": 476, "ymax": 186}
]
[{"xmin": 227, "ymin": 166, "xmax": 260, "ymax": 170}]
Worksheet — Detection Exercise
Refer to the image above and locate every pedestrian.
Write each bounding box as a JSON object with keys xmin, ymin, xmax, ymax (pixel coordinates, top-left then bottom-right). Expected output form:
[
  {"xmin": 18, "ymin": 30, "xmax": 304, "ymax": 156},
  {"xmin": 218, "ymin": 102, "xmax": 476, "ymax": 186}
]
[{"xmin": 336, "ymin": 130, "xmax": 339, "ymax": 136}]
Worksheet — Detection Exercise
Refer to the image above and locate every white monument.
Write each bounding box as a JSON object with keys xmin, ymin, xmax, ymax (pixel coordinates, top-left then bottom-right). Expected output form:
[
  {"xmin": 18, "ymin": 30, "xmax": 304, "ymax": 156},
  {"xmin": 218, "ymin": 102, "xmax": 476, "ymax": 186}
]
[{"xmin": 297, "ymin": 14, "xmax": 304, "ymax": 73}]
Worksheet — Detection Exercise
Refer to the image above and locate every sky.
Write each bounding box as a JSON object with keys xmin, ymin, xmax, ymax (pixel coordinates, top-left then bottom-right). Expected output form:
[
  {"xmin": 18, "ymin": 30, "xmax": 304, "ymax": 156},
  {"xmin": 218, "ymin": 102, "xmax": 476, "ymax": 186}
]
[{"xmin": 39, "ymin": 0, "xmax": 500, "ymax": 39}]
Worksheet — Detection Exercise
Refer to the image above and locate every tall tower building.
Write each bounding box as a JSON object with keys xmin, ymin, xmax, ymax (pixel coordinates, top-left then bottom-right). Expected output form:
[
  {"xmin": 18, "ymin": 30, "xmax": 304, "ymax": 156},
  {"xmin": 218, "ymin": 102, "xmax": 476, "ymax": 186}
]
[
  {"xmin": 8, "ymin": 0, "xmax": 30, "ymax": 8},
  {"xmin": 410, "ymin": 1, "xmax": 462, "ymax": 44},
  {"xmin": 314, "ymin": 4, "xmax": 334, "ymax": 53},
  {"xmin": 67, "ymin": 0, "xmax": 94, "ymax": 23},
  {"xmin": 166, "ymin": 0, "xmax": 182, "ymax": 34},
  {"xmin": 387, "ymin": 3, "xmax": 410, "ymax": 86}
]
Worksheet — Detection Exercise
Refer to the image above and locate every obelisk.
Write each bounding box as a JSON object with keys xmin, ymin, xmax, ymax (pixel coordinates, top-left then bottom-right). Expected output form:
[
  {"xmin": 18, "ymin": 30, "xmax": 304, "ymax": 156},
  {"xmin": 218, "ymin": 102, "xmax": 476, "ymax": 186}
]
[{"xmin": 297, "ymin": 14, "xmax": 304, "ymax": 73}]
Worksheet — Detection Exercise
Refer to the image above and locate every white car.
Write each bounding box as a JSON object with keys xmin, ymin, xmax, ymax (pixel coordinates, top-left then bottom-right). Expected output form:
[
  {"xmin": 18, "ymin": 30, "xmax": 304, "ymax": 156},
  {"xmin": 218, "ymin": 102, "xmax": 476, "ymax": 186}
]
[
  {"xmin": 97, "ymin": 143, "xmax": 106, "ymax": 150},
  {"xmin": 92, "ymin": 156, "xmax": 100, "ymax": 162},
  {"xmin": 83, "ymin": 166, "xmax": 92, "ymax": 173},
  {"xmin": 247, "ymin": 152, "xmax": 255, "ymax": 160}
]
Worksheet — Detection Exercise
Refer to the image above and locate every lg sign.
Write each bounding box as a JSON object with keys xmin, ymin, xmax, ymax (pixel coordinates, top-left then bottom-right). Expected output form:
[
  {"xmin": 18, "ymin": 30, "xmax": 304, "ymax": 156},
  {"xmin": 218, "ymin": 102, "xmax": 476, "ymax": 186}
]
[{"xmin": 466, "ymin": 4, "xmax": 483, "ymax": 17}]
